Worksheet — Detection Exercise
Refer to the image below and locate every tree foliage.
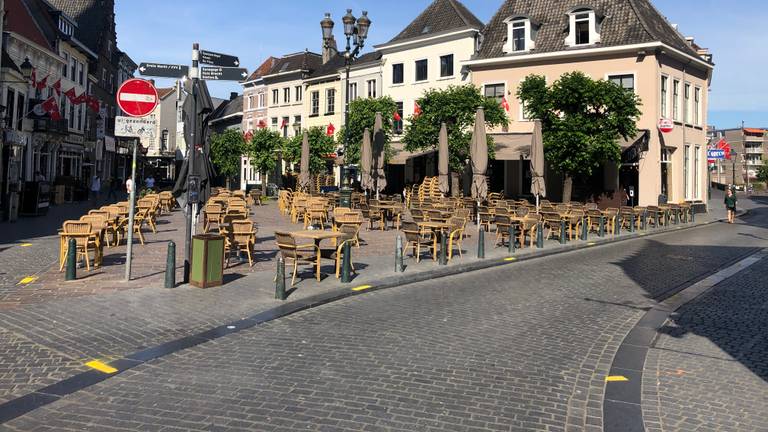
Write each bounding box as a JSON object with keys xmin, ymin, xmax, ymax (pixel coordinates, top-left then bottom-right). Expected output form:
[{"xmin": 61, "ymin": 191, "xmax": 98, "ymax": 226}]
[
  {"xmin": 338, "ymin": 96, "xmax": 398, "ymax": 164},
  {"xmin": 402, "ymin": 84, "xmax": 508, "ymax": 172},
  {"xmin": 757, "ymin": 160, "xmax": 768, "ymax": 184},
  {"xmin": 245, "ymin": 128, "xmax": 283, "ymax": 191},
  {"xmin": 517, "ymin": 72, "xmax": 642, "ymax": 200},
  {"xmin": 209, "ymin": 128, "xmax": 245, "ymax": 187},
  {"xmin": 282, "ymin": 126, "xmax": 336, "ymax": 174}
]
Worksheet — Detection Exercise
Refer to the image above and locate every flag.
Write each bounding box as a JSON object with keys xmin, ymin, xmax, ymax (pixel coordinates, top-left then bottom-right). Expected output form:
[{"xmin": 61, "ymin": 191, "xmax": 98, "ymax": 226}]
[
  {"xmin": 86, "ymin": 95, "xmax": 100, "ymax": 112},
  {"xmin": 35, "ymin": 74, "xmax": 48, "ymax": 91},
  {"xmin": 501, "ymin": 96, "xmax": 510, "ymax": 112},
  {"xmin": 280, "ymin": 118, "xmax": 288, "ymax": 129},
  {"xmin": 414, "ymin": 101, "xmax": 422, "ymax": 117},
  {"xmin": 31, "ymin": 69, "xmax": 37, "ymax": 88},
  {"xmin": 73, "ymin": 92, "xmax": 87, "ymax": 104},
  {"xmin": 63, "ymin": 87, "xmax": 77, "ymax": 103},
  {"xmin": 326, "ymin": 123, "xmax": 335, "ymax": 137},
  {"xmin": 257, "ymin": 119, "xmax": 267, "ymax": 129},
  {"xmin": 393, "ymin": 111, "xmax": 401, "ymax": 122},
  {"xmin": 52, "ymin": 79, "xmax": 61, "ymax": 96},
  {"xmin": 718, "ymin": 139, "xmax": 732, "ymax": 160},
  {"xmin": 36, "ymin": 96, "xmax": 61, "ymax": 121},
  {"xmin": 243, "ymin": 130, "xmax": 253, "ymax": 142}
]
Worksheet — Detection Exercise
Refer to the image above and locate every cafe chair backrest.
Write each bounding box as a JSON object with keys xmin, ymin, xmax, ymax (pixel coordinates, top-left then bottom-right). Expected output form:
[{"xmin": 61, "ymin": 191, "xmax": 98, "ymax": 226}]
[
  {"xmin": 80, "ymin": 214, "xmax": 106, "ymax": 229},
  {"xmin": 63, "ymin": 221, "xmax": 93, "ymax": 247}
]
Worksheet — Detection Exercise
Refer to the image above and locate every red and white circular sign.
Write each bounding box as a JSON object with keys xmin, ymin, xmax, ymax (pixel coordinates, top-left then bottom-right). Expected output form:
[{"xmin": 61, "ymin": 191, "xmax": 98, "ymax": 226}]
[
  {"xmin": 658, "ymin": 118, "xmax": 674, "ymax": 133},
  {"xmin": 117, "ymin": 78, "xmax": 159, "ymax": 117}
]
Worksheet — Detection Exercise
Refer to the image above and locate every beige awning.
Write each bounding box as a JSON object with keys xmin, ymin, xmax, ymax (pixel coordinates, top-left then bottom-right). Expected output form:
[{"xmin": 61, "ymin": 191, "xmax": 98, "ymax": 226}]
[
  {"xmin": 389, "ymin": 141, "xmax": 436, "ymax": 165},
  {"xmin": 492, "ymin": 133, "xmax": 532, "ymax": 160}
]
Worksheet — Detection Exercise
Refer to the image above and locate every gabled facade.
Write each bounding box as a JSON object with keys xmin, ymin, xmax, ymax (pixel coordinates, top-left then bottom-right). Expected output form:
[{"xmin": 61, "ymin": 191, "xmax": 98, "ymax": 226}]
[
  {"xmin": 263, "ymin": 51, "xmax": 321, "ymax": 139},
  {"xmin": 240, "ymin": 57, "xmax": 275, "ymax": 190},
  {"xmin": 466, "ymin": 0, "xmax": 714, "ymax": 207}
]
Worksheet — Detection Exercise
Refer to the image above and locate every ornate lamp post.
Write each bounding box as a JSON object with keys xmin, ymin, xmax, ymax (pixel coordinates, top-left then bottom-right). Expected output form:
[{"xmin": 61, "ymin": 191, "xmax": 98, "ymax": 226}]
[{"xmin": 321, "ymin": 9, "xmax": 371, "ymax": 208}]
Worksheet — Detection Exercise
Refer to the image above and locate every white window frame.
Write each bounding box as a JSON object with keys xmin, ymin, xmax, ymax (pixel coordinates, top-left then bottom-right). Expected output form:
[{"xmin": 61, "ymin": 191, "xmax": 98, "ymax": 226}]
[
  {"xmin": 672, "ymin": 79, "xmax": 680, "ymax": 121},
  {"xmin": 283, "ymin": 87, "xmax": 290, "ymax": 104},
  {"xmin": 684, "ymin": 144, "xmax": 690, "ymax": 199},
  {"xmin": 367, "ymin": 79, "xmax": 377, "ymax": 98},
  {"xmin": 566, "ymin": 9, "xmax": 600, "ymax": 47},
  {"xmin": 503, "ymin": 17, "xmax": 535, "ymax": 53},
  {"xmin": 660, "ymin": 74, "xmax": 669, "ymax": 119},
  {"xmin": 693, "ymin": 145, "xmax": 701, "ymax": 200},
  {"xmin": 439, "ymin": 54, "xmax": 454, "ymax": 78},
  {"xmin": 348, "ymin": 82, "xmax": 358, "ymax": 101},
  {"xmin": 248, "ymin": 96, "xmax": 254, "ymax": 110},
  {"xmin": 414, "ymin": 58, "xmax": 428, "ymax": 83},
  {"xmin": 295, "ymin": 86, "xmax": 302, "ymax": 103},
  {"xmin": 272, "ymin": 89, "xmax": 279, "ymax": 105},
  {"xmin": 694, "ymin": 86, "xmax": 701, "ymax": 126},
  {"xmin": 606, "ymin": 72, "xmax": 636, "ymax": 94},
  {"xmin": 258, "ymin": 93, "xmax": 265, "ymax": 108},
  {"xmin": 310, "ymin": 91, "xmax": 320, "ymax": 116},
  {"xmin": 325, "ymin": 88, "xmax": 335, "ymax": 114},
  {"xmin": 683, "ymin": 82, "xmax": 691, "ymax": 124}
]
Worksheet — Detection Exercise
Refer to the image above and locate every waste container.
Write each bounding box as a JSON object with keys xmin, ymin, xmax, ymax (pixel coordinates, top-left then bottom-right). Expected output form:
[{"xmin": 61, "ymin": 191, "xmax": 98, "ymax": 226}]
[{"xmin": 190, "ymin": 234, "xmax": 225, "ymax": 288}]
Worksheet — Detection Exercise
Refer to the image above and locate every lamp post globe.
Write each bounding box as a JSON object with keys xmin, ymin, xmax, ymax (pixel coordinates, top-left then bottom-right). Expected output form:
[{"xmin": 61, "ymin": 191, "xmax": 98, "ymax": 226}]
[
  {"xmin": 342, "ymin": 9, "xmax": 356, "ymax": 36},
  {"xmin": 19, "ymin": 57, "xmax": 33, "ymax": 81},
  {"xmin": 320, "ymin": 13, "xmax": 334, "ymax": 42}
]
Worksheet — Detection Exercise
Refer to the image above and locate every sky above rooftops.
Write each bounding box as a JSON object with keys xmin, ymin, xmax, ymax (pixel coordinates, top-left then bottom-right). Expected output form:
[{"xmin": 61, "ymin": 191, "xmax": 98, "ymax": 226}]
[{"xmin": 115, "ymin": 0, "xmax": 767, "ymax": 128}]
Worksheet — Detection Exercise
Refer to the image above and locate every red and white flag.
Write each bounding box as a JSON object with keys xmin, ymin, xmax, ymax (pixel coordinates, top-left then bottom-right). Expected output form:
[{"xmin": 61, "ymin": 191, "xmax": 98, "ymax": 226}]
[
  {"xmin": 393, "ymin": 111, "xmax": 402, "ymax": 122},
  {"xmin": 280, "ymin": 118, "xmax": 288, "ymax": 129},
  {"xmin": 86, "ymin": 95, "xmax": 100, "ymax": 112},
  {"xmin": 73, "ymin": 92, "xmax": 87, "ymax": 104},
  {"xmin": 30, "ymin": 69, "xmax": 37, "ymax": 88},
  {"xmin": 501, "ymin": 96, "xmax": 510, "ymax": 112},
  {"xmin": 326, "ymin": 123, "xmax": 335, "ymax": 137},
  {"xmin": 35, "ymin": 74, "xmax": 48, "ymax": 91},
  {"xmin": 32, "ymin": 96, "xmax": 62, "ymax": 121},
  {"xmin": 52, "ymin": 79, "xmax": 61, "ymax": 96},
  {"xmin": 257, "ymin": 119, "xmax": 267, "ymax": 129},
  {"xmin": 413, "ymin": 101, "xmax": 422, "ymax": 117},
  {"xmin": 63, "ymin": 87, "xmax": 78, "ymax": 103}
]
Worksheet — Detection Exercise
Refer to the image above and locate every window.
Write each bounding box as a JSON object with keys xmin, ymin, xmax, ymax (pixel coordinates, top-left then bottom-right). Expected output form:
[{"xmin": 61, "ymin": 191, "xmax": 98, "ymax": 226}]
[
  {"xmin": 392, "ymin": 63, "xmax": 404, "ymax": 84},
  {"xmin": 693, "ymin": 145, "xmax": 700, "ymax": 199},
  {"xmin": 258, "ymin": 93, "xmax": 265, "ymax": 108},
  {"xmin": 271, "ymin": 117, "xmax": 278, "ymax": 130},
  {"xmin": 684, "ymin": 83, "xmax": 691, "ymax": 123},
  {"xmin": 283, "ymin": 87, "xmax": 290, "ymax": 104},
  {"xmin": 272, "ymin": 89, "xmax": 279, "ymax": 105},
  {"xmin": 415, "ymin": 59, "xmax": 428, "ymax": 82},
  {"xmin": 295, "ymin": 86, "xmax": 302, "ymax": 102},
  {"xmin": 310, "ymin": 91, "xmax": 320, "ymax": 116},
  {"xmin": 694, "ymin": 87, "xmax": 701, "ymax": 126},
  {"xmin": 78, "ymin": 62, "xmax": 84, "ymax": 85},
  {"xmin": 70, "ymin": 58, "xmax": 76, "ymax": 81},
  {"xmin": 608, "ymin": 74, "xmax": 634, "ymax": 93},
  {"xmin": 15, "ymin": 93, "xmax": 24, "ymax": 130},
  {"xmin": 575, "ymin": 12, "xmax": 590, "ymax": 45},
  {"xmin": 484, "ymin": 84, "xmax": 505, "ymax": 103},
  {"xmin": 294, "ymin": 115, "xmax": 302, "ymax": 135},
  {"xmin": 6, "ymin": 90, "xmax": 15, "ymax": 131},
  {"xmin": 367, "ymin": 79, "xmax": 377, "ymax": 98},
  {"xmin": 69, "ymin": 101, "xmax": 75, "ymax": 129},
  {"xmin": 326, "ymin": 89, "xmax": 335, "ymax": 114},
  {"xmin": 672, "ymin": 79, "xmax": 680, "ymax": 121},
  {"xmin": 281, "ymin": 116, "xmax": 289, "ymax": 137},
  {"xmin": 246, "ymin": 119, "xmax": 253, "ymax": 131},
  {"xmin": 684, "ymin": 144, "xmax": 690, "ymax": 199},
  {"xmin": 660, "ymin": 76, "xmax": 668, "ymax": 118},
  {"xmin": 512, "ymin": 19, "xmax": 526, "ymax": 51},
  {"xmin": 394, "ymin": 102, "xmax": 404, "ymax": 134},
  {"xmin": 62, "ymin": 52, "xmax": 69, "ymax": 78},
  {"xmin": 248, "ymin": 96, "xmax": 254, "ymax": 110},
  {"xmin": 161, "ymin": 130, "xmax": 169, "ymax": 151},
  {"xmin": 567, "ymin": 8, "xmax": 600, "ymax": 47},
  {"xmin": 348, "ymin": 82, "xmax": 358, "ymax": 101},
  {"xmin": 77, "ymin": 105, "xmax": 82, "ymax": 130},
  {"xmin": 440, "ymin": 54, "xmax": 454, "ymax": 77}
]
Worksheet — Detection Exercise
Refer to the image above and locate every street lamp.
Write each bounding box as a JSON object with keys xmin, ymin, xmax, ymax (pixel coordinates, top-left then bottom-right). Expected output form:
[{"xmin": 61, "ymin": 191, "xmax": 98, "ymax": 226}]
[
  {"xmin": 730, "ymin": 148, "xmax": 737, "ymax": 190},
  {"xmin": 321, "ymin": 9, "xmax": 371, "ymax": 208},
  {"xmin": 0, "ymin": 57, "xmax": 33, "ymax": 84}
]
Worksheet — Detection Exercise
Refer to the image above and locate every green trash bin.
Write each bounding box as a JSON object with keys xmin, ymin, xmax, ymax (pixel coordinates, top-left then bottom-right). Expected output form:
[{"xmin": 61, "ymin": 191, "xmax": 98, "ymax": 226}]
[{"xmin": 190, "ymin": 234, "xmax": 225, "ymax": 288}]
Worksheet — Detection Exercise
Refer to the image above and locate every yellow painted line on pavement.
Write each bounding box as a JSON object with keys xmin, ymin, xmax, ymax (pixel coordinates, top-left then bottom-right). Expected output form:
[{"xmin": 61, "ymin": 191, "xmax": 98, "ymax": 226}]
[
  {"xmin": 587, "ymin": 242, "xmax": 596, "ymax": 246},
  {"xmin": 503, "ymin": 257, "xmax": 517, "ymax": 262},
  {"xmin": 19, "ymin": 243, "xmax": 33, "ymax": 247},
  {"xmin": 17, "ymin": 276, "xmax": 38, "ymax": 285},
  {"xmin": 85, "ymin": 360, "xmax": 117, "ymax": 374},
  {"xmin": 351, "ymin": 285, "xmax": 373, "ymax": 292},
  {"xmin": 606, "ymin": 375, "xmax": 629, "ymax": 382}
]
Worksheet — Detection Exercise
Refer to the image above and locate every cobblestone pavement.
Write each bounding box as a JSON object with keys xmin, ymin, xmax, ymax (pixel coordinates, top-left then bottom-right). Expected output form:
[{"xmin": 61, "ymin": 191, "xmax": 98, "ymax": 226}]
[{"xmin": 1, "ymin": 195, "xmax": 766, "ymax": 431}]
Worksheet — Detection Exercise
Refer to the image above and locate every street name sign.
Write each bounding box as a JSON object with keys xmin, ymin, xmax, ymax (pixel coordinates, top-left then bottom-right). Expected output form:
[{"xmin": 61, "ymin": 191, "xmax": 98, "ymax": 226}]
[
  {"xmin": 116, "ymin": 78, "xmax": 158, "ymax": 118},
  {"xmin": 707, "ymin": 149, "xmax": 726, "ymax": 160},
  {"xmin": 199, "ymin": 50, "xmax": 240, "ymax": 67},
  {"xmin": 200, "ymin": 66, "xmax": 248, "ymax": 81},
  {"xmin": 115, "ymin": 115, "xmax": 158, "ymax": 138},
  {"xmin": 138, "ymin": 62, "xmax": 189, "ymax": 79}
]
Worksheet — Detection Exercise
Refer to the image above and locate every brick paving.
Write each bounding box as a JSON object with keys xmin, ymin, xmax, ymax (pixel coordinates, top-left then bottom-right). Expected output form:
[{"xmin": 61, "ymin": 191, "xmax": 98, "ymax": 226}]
[{"xmin": 1, "ymin": 196, "xmax": 766, "ymax": 431}]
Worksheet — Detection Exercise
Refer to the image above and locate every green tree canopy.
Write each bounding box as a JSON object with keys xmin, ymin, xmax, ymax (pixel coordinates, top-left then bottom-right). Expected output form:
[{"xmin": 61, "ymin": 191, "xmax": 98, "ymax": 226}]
[
  {"xmin": 402, "ymin": 84, "xmax": 508, "ymax": 172},
  {"xmin": 209, "ymin": 128, "xmax": 245, "ymax": 188},
  {"xmin": 757, "ymin": 160, "xmax": 768, "ymax": 184},
  {"xmin": 517, "ymin": 71, "xmax": 642, "ymax": 202},
  {"xmin": 338, "ymin": 96, "xmax": 398, "ymax": 164},
  {"xmin": 283, "ymin": 126, "xmax": 336, "ymax": 175},
  {"xmin": 245, "ymin": 128, "xmax": 284, "ymax": 193}
]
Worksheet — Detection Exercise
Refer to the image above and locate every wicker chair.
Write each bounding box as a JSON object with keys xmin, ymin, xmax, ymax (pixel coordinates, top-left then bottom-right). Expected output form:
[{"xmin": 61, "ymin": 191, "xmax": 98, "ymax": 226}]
[
  {"xmin": 60, "ymin": 221, "xmax": 94, "ymax": 271},
  {"xmin": 275, "ymin": 231, "xmax": 321, "ymax": 286},
  {"xmin": 447, "ymin": 216, "xmax": 466, "ymax": 260},
  {"xmin": 401, "ymin": 221, "xmax": 436, "ymax": 263},
  {"xmin": 230, "ymin": 220, "xmax": 257, "ymax": 267}
]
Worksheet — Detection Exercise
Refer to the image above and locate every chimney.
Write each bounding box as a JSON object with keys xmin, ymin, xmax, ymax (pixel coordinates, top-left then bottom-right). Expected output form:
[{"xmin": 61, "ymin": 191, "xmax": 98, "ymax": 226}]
[
  {"xmin": 322, "ymin": 35, "xmax": 338, "ymax": 64},
  {"xmin": 148, "ymin": 79, "xmax": 155, "ymax": 86},
  {"xmin": 685, "ymin": 36, "xmax": 694, "ymax": 46},
  {"xmin": 229, "ymin": 92, "xmax": 238, "ymax": 100}
]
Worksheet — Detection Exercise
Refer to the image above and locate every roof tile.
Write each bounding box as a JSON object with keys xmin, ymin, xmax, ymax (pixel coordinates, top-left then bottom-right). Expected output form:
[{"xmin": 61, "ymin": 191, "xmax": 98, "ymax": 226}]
[{"xmin": 387, "ymin": 0, "xmax": 483, "ymax": 44}]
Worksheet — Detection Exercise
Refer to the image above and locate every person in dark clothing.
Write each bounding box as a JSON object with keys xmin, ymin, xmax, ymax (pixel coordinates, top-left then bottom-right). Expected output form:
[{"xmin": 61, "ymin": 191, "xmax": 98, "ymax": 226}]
[{"xmin": 724, "ymin": 188, "xmax": 737, "ymax": 224}]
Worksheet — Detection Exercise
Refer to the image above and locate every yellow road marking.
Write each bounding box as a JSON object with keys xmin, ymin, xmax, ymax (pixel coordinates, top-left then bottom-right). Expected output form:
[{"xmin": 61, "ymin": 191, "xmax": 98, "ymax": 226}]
[
  {"xmin": 17, "ymin": 276, "xmax": 38, "ymax": 285},
  {"xmin": 606, "ymin": 375, "xmax": 629, "ymax": 382},
  {"xmin": 503, "ymin": 257, "xmax": 517, "ymax": 262},
  {"xmin": 352, "ymin": 285, "xmax": 373, "ymax": 292},
  {"xmin": 19, "ymin": 243, "xmax": 33, "ymax": 247},
  {"xmin": 85, "ymin": 360, "xmax": 117, "ymax": 374},
  {"xmin": 587, "ymin": 242, "xmax": 596, "ymax": 246}
]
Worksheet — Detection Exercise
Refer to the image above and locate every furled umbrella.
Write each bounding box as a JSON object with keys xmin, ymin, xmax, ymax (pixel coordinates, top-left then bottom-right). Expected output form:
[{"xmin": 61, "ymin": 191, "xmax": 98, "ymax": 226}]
[
  {"xmin": 298, "ymin": 130, "xmax": 310, "ymax": 191},
  {"xmin": 530, "ymin": 119, "xmax": 547, "ymax": 211},
  {"xmin": 360, "ymin": 127, "xmax": 373, "ymax": 192},
  {"xmin": 470, "ymin": 107, "xmax": 488, "ymax": 202},
  {"xmin": 372, "ymin": 112, "xmax": 387, "ymax": 199},
  {"xmin": 438, "ymin": 122, "xmax": 449, "ymax": 196}
]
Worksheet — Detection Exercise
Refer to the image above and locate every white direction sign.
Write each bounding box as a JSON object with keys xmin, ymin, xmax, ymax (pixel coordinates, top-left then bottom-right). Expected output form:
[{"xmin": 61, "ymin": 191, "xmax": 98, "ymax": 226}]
[{"xmin": 115, "ymin": 115, "xmax": 157, "ymax": 138}]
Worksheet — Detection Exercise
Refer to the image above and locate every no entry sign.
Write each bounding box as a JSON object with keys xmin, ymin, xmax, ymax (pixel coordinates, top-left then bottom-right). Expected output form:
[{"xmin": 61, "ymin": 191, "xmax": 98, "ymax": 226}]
[
  {"xmin": 117, "ymin": 78, "xmax": 159, "ymax": 117},
  {"xmin": 658, "ymin": 118, "xmax": 674, "ymax": 133}
]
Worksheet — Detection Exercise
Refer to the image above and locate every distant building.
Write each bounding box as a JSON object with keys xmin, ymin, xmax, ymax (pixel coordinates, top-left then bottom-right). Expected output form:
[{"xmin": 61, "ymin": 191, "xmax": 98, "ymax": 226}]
[
  {"xmin": 708, "ymin": 127, "xmax": 767, "ymax": 186},
  {"xmin": 240, "ymin": 57, "xmax": 275, "ymax": 191}
]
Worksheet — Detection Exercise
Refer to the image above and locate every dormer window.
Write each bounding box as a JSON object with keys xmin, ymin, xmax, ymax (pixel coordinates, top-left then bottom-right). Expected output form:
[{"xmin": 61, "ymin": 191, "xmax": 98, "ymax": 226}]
[
  {"xmin": 566, "ymin": 8, "xmax": 601, "ymax": 47},
  {"xmin": 503, "ymin": 16, "xmax": 536, "ymax": 54},
  {"xmin": 58, "ymin": 17, "xmax": 74, "ymax": 37}
]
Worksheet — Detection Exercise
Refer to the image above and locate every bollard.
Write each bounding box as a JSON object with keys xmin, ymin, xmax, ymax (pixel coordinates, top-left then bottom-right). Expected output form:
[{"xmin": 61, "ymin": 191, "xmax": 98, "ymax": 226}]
[
  {"xmin": 559, "ymin": 220, "xmax": 567, "ymax": 244},
  {"xmin": 477, "ymin": 228, "xmax": 485, "ymax": 259},
  {"xmin": 615, "ymin": 214, "xmax": 621, "ymax": 235},
  {"xmin": 598, "ymin": 216, "xmax": 605, "ymax": 237},
  {"xmin": 536, "ymin": 222, "xmax": 544, "ymax": 249},
  {"xmin": 641, "ymin": 211, "xmax": 647, "ymax": 230},
  {"xmin": 629, "ymin": 213, "xmax": 635, "ymax": 233},
  {"xmin": 275, "ymin": 257, "xmax": 286, "ymax": 300},
  {"xmin": 164, "ymin": 241, "xmax": 176, "ymax": 288},
  {"xmin": 674, "ymin": 209, "xmax": 679, "ymax": 225},
  {"xmin": 439, "ymin": 232, "xmax": 447, "ymax": 266},
  {"xmin": 691, "ymin": 208, "xmax": 696, "ymax": 223},
  {"xmin": 65, "ymin": 238, "xmax": 77, "ymax": 281},
  {"xmin": 341, "ymin": 241, "xmax": 352, "ymax": 283},
  {"xmin": 580, "ymin": 216, "xmax": 588, "ymax": 241},
  {"xmin": 508, "ymin": 224, "xmax": 516, "ymax": 254},
  {"xmin": 395, "ymin": 235, "xmax": 404, "ymax": 273}
]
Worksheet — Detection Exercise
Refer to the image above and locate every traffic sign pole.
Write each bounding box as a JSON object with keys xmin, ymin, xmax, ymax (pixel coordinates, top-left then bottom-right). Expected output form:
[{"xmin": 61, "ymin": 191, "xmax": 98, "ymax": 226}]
[{"xmin": 124, "ymin": 139, "xmax": 138, "ymax": 281}]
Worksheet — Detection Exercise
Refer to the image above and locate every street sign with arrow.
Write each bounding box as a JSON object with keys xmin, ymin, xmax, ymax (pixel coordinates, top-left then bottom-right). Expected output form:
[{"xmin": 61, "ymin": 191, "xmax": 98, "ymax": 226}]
[
  {"xmin": 199, "ymin": 50, "xmax": 240, "ymax": 67},
  {"xmin": 200, "ymin": 66, "xmax": 248, "ymax": 81},
  {"xmin": 138, "ymin": 62, "xmax": 189, "ymax": 79}
]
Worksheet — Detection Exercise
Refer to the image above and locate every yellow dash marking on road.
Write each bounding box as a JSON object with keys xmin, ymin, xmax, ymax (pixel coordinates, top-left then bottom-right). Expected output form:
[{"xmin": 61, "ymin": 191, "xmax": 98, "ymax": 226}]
[
  {"xmin": 85, "ymin": 360, "xmax": 117, "ymax": 374},
  {"xmin": 587, "ymin": 242, "xmax": 596, "ymax": 246},
  {"xmin": 17, "ymin": 276, "xmax": 37, "ymax": 285},
  {"xmin": 606, "ymin": 375, "xmax": 629, "ymax": 382},
  {"xmin": 19, "ymin": 243, "xmax": 33, "ymax": 247},
  {"xmin": 504, "ymin": 257, "xmax": 517, "ymax": 262},
  {"xmin": 352, "ymin": 285, "xmax": 373, "ymax": 292}
]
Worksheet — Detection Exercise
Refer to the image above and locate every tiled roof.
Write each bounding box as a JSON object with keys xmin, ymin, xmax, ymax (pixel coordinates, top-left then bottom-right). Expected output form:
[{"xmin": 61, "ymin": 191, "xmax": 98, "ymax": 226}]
[
  {"xmin": 307, "ymin": 54, "xmax": 346, "ymax": 79},
  {"xmin": 353, "ymin": 51, "xmax": 383, "ymax": 67},
  {"xmin": 157, "ymin": 88, "xmax": 175, "ymax": 99},
  {"xmin": 209, "ymin": 95, "xmax": 243, "ymax": 122},
  {"xmin": 45, "ymin": 0, "xmax": 110, "ymax": 53},
  {"xmin": 5, "ymin": 0, "xmax": 55, "ymax": 51},
  {"xmin": 266, "ymin": 51, "xmax": 322, "ymax": 76},
  {"xmin": 476, "ymin": 0, "xmax": 702, "ymax": 59},
  {"xmin": 244, "ymin": 56, "xmax": 277, "ymax": 82},
  {"xmin": 386, "ymin": 0, "xmax": 483, "ymax": 44}
]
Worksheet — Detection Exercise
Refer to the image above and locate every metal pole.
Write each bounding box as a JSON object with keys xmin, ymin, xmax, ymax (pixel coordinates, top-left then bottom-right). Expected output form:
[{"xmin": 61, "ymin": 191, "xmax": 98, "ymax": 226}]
[
  {"xmin": 164, "ymin": 241, "xmax": 176, "ymax": 288},
  {"xmin": 124, "ymin": 139, "xmax": 138, "ymax": 281},
  {"xmin": 339, "ymin": 52, "xmax": 352, "ymax": 208},
  {"xmin": 184, "ymin": 43, "xmax": 199, "ymax": 283}
]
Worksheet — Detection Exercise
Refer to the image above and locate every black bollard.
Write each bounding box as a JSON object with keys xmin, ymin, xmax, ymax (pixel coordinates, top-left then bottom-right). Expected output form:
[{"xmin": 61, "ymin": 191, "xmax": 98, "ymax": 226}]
[
  {"xmin": 691, "ymin": 208, "xmax": 696, "ymax": 223},
  {"xmin": 508, "ymin": 224, "xmax": 516, "ymax": 254},
  {"xmin": 439, "ymin": 232, "xmax": 447, "ymax": 266},
  {"xmin": 65, "ymin": 238, "xmax": 77, "ymax": 281},
  {"xmin": 615, "ymin": 214, "xmax": 621, "ymax": 235},
  {"xmin": 164, "ymin": 241, "xmax": 176, "ymax": 288},
  {"xmin": 629, "ymin": 213, "xmax": 635, "ymax": 233},
  {"xmin": 674, "ymin": 208, "xmax": 679, "ymax": 224},
  {"xmin": 641, "ymin": 210, "xmax": 647, "ymax": 230},
  {"xmin": 477, "ymin": 228, "xmax": 485, "ymax": 259},
  {"xmin": 395, "ymin": 235, "xmax": 404, "ymax": 273},
  {"xmin": 275, "ymin": 257, "xmax": 286, "ymax": 300},
  {"xmin": 341, "ymin": 241, "xmax": 352, "ymax": 283},
  {"xmin": 580, "ymin": 216, "xmax": 588, "ymax": 241},
  {"xmin": 536, "ymin": 222, "xmax": 544, "ymax": 249},
  {"xmin": 598, "ymin": 216, "xmax": 605, "ymax": 237}
]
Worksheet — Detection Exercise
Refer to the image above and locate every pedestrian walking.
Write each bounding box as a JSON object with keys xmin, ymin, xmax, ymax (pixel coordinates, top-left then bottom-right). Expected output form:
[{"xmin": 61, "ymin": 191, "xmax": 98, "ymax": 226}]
[
  {"xmin": 145, "ymin": 174, "xmax": 155, "ymax": 191},
  {"xmin": 90, "ymin": 174, "xmax": 101, "ymax": 206},
  {"xmin": 724, "ymin": 188, "xmax": 737, "ymax": 224}
]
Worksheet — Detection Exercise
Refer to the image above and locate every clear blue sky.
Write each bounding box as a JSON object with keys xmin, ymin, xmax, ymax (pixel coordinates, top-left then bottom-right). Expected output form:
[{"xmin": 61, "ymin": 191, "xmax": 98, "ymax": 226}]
[{"xmin": 115, "ymin": 0, "xmax": 766, "ymax": 129}]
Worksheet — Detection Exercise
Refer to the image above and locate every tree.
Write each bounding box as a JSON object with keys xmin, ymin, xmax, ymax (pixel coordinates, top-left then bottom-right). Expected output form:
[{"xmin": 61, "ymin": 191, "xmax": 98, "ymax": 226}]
[
  {"xmin": 757, "ymin": 160, "xmax": 768, "ymax": 184},
  {"xmin": 518, "ymin": 72, "xmax": 642, "ymax": 202},
  {"xmin": 282, "ymin": 126, "xmax": 336, "ymax": 175},
  {"xmin": 338, "ymin": 96, "xmax": 398, "ymax": 164},
  {"xmin": 402, "ymin": 84, "xmax": 508, "ymax": 193},
  {"xmin": 245, "ymin": 128, "xmax": 283, "ymax": 195},
  {"xmin": 209, "ymin": 128, "xmax": 245, "ymax": 189}
]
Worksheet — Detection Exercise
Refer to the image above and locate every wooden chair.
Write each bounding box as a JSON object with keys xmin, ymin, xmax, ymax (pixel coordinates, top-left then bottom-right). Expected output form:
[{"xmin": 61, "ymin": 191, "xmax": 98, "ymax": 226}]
[
  {"xmin": 447, "ymin": 216, "xmax": 466, "ymax": 260},
  {"xmin": 305, "ymin": 201, "xmax": 329, "ymax": 229},
  {"xmin": 275, "ymin": 231, "xmax": 321, "ymax": 286},
  {"xmin": 229, "ymin": 220, "xmax": 257, "ymax": 267},
  {"xmin": 360, "ymin": 203, "xmax": 385, "ymax": 231},
  {"xmin": 401, "ymin": 221, "xmax": 436, "ymax": 263},
  {"xmin": 138, "ymin": 198, "xmax": 158, "ymax": 233},
  {"xmin": 204, "ymin": 204, "xmax": 223, "ymax": 233},
  {"xmin": 543, "ymin": 212, "xmax": 564, "ymax": 240},
  {"xmin": 60, "ymin": 221, "xmax": 94, "ymax": 271},
  {"xmin": 495, "ymin": 214, "xmax": 512, "ymax": 247}
]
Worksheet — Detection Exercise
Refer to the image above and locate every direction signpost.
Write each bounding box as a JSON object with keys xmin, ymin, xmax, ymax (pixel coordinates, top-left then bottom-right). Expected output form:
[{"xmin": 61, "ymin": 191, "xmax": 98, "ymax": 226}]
[
  {"xmin": 138, "ymin": 62, "xmax": 189, "ymax": 79},
  {"xmin": 200, "ymin": 66, "xmax": 248, "ymax": 81},
  {"xmin": 199, "ymin": 50, "xmax": 240, "ymax": 67}
]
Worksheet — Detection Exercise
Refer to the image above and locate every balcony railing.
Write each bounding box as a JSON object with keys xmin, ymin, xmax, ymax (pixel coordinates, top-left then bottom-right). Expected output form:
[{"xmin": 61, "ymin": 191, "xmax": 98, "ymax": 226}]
[{"xmin": 744, "ymin": 147, "xmax": 763, "ymax": 154}]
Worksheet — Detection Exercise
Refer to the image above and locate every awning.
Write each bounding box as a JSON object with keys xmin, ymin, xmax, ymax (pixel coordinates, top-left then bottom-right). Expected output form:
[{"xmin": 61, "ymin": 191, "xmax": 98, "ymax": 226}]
[
  {"xmin": 492, "ymin": 133, "xmax": 532, "ymax": 160},
  {"xmin": 389, "ymin": 142, "xmax": 436, "ymax": 165}
]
